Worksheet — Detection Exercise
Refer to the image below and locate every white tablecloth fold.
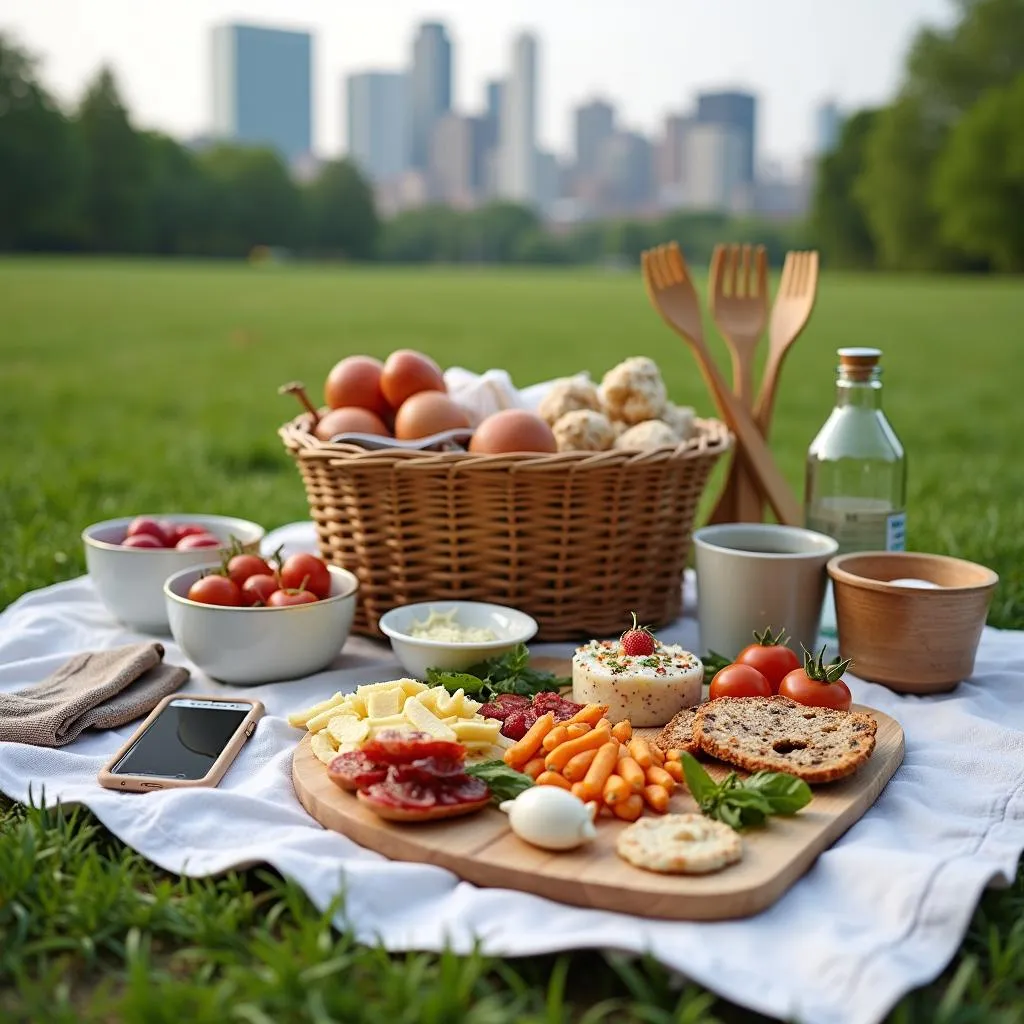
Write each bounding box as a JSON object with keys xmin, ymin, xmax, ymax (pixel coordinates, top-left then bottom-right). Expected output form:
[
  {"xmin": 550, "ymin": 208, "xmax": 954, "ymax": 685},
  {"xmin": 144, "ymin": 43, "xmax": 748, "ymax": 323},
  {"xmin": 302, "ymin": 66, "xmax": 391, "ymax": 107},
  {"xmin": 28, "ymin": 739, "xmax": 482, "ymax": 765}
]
[{"xmin": 0, "ymin": 521, "xmax": 1021, "ymax": 1024}]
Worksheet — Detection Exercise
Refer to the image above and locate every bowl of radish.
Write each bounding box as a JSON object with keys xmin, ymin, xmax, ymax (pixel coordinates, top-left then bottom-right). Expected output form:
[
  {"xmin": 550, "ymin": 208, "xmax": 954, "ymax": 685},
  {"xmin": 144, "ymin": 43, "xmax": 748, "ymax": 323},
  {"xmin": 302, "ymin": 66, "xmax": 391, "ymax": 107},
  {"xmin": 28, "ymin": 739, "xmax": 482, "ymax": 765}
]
[
  {"xmin": 83, "ymin": 514, "xmax": 265, "ymax": 634},
  {"xmin": 163, "ymin": 551, "xmax": 359, "ymax": 684}
]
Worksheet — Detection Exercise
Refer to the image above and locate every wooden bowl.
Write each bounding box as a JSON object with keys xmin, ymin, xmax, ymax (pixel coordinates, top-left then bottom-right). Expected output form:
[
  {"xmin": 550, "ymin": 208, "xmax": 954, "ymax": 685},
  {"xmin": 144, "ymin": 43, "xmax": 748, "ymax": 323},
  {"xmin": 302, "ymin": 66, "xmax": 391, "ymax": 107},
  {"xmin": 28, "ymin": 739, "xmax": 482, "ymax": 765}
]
[{"xmin": 827, "ymin": 552, "xmax": 999, "ymax": 693}]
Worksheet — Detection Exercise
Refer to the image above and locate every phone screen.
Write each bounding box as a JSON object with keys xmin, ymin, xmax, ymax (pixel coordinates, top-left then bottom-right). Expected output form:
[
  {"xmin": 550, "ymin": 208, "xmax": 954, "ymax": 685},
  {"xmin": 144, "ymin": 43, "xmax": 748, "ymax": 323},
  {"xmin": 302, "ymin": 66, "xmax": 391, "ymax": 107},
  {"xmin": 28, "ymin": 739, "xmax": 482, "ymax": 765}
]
[{"xmin": 110, "ymin": 699, "xmax": 252, "ymax": 780}]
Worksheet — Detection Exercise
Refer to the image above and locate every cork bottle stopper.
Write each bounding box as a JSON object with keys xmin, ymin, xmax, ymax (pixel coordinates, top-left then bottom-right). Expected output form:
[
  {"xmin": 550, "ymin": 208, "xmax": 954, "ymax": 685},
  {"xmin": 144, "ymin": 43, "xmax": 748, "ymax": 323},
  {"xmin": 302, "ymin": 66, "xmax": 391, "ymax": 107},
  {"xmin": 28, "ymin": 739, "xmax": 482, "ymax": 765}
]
[{"xmin": 837, "ymin": 347, "xmax": 882, "ymax": 381}]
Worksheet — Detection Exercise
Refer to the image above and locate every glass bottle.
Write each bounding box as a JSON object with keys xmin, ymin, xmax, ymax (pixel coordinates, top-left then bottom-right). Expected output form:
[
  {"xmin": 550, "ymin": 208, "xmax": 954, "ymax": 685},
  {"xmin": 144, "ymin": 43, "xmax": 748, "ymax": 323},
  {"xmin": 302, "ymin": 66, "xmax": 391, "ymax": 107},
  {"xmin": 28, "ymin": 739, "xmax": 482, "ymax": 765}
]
[{"xmin": 805, "ymin": 347, "xmax": 907, "ymax": 635}]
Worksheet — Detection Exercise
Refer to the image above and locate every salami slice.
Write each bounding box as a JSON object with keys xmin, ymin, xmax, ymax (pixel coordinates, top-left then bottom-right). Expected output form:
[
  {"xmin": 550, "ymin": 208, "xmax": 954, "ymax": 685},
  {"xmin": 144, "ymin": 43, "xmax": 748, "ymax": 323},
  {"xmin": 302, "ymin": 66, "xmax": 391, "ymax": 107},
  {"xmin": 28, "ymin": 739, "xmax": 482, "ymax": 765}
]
[
  {"xmin": 361, "ymin": 729, "xmax": 465, "ymax": 765},
  {"xmin": 390, "ymin": 757, "xmax": 467, "ymax": 785},
  {"xmin": 327, "ymin": 751, "xmax": 388, "ymax": 791}
]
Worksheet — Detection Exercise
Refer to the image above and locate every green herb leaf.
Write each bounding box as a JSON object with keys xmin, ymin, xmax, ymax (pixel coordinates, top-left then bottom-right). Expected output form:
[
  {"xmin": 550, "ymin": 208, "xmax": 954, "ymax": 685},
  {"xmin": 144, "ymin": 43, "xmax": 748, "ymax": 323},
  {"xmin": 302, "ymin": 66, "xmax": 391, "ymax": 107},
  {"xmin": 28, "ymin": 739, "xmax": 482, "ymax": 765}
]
[
  {"xmin": 430, "ymin": 644, "xmax": 569, "ymax": 703},
  {"xmin": 425, "ymin": 669, "xmax": 487, "ymax": 695},
  {"xmin": 464, "ymin": 761, "xmax": 534, "ymax": 804},
  {"xmin": 701, "ymin": 651, "xmax": 732, "ymax": 675},
  {"xmin": 679, "ymin": 752, "xmax": 718, "ymax": 805},
  {"xmin": 679, "ymin": 754, "xmax": 812, "ymax": 831}
]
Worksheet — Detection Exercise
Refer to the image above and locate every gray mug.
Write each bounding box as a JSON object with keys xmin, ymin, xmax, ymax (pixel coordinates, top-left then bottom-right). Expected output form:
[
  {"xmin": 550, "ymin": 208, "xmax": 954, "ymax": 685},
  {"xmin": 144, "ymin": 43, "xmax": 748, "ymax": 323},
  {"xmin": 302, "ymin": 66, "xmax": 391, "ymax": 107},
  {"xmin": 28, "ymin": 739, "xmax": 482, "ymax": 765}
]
[{"xmin": 693, "ymin": 524, "xmax": 839, "ymax": 660}]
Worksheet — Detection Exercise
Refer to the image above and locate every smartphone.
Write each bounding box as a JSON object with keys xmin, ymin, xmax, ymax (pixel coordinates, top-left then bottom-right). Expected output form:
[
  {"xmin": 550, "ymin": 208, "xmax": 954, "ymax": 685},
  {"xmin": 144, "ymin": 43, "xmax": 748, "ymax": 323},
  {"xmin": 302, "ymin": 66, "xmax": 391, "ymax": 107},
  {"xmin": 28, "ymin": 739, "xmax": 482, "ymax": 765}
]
[{"xmin": 98, "ymin": 695, "xmax": 264, "ymax": 792}]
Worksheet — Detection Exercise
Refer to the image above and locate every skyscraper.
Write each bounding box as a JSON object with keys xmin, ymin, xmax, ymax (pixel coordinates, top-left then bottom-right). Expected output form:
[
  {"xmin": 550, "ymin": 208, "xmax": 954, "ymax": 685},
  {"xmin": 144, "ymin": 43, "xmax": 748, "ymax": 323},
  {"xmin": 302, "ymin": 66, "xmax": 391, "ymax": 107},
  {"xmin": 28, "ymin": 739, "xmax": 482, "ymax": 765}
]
[
  {"xmin": 409, "ymin": 22, "xmax": 452, "ymax": 171},
  {"xmin": 346, "ymin": 72, "xmax": 409, "ymax": 183},
  {"xmin": 574, "ymin": 99, "xmax": 615, "ymax": 177},
  {"xmin": 482, "ymin": 79, "xmax": 504, "ymax": 153},
  {"xmin": 498, "ymin": 32, "xmax": 539, "ymax": 205},
  {"xmin": 211, "ymin": 23, "xmax": 312, "ymax": 164},
  {"xmin": 684, "ymin": 123, "xmax": 745, "ymax": 211},
  {"xmin": 429, "ymin": 114, "xmax": 484, "ymax": 206},
  {"xmin": 695, "ymin": 90, "xmax": 757, "ymax": 186}
]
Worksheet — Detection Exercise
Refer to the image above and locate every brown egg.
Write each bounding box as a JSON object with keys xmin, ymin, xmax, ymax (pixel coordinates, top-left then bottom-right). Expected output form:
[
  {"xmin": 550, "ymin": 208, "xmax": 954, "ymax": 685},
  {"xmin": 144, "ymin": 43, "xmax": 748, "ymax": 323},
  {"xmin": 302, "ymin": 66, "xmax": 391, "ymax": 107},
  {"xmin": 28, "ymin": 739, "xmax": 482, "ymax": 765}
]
[
  {"xmin": 469, "ymin": 410, "xmax": 558, "ymax": 455},
  {"xmin": 324, "ymin": 356, "xmax": 389, "ymax": 417},
  {"xmin": 380, "ymin": 349, "xmax": 446, "ymax": 408},
  {"xmin": 315, "ymin": 406, "xmax": 390, "ymax": 442},
  {"xmin": 394, "ymin": 391, "xmax": 471, "ymax": 440}
]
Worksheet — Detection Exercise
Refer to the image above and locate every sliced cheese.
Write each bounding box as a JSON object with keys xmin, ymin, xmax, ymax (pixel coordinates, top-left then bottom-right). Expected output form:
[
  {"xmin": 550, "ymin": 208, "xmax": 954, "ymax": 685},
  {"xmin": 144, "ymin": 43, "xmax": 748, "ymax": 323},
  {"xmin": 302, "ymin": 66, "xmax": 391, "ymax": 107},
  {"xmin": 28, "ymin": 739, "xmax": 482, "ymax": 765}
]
[
  {"xmin": 402, "ymin": 695, "xmax": 458, "ymax": 740},
  {"xmin": 366, "ymin": 687, "xmax": 404, "ymax": 719},
  {"xmin": 327, "ymin": 715, "xmax": 370, "ymax": 746}
]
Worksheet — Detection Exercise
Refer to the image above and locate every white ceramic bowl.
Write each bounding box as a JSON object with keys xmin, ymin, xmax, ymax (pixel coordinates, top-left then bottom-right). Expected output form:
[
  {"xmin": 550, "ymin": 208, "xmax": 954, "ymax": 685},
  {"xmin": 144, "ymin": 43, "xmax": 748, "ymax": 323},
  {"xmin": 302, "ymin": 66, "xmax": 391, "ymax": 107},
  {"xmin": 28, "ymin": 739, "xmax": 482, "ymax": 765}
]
[
  {"xmin": 164, "ymin": 563, "xmax": 359, "ymax": 685},
  {"xmin": 378, "ymin": 601, "xmax": 538, "ymax": 680},
  {"xmin": 83, "ymin": 514, "xmax": 266, "ymax": 633}
]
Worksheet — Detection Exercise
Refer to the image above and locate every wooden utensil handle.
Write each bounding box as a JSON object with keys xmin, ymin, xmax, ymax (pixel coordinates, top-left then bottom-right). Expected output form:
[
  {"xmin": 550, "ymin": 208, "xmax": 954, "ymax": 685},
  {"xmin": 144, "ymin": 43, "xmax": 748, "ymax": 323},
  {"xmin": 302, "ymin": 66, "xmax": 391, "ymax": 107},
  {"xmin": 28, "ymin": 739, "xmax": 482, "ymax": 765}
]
[{"xmin": 692, "ymin": 345, "xmax": 801, "ymax": 526}]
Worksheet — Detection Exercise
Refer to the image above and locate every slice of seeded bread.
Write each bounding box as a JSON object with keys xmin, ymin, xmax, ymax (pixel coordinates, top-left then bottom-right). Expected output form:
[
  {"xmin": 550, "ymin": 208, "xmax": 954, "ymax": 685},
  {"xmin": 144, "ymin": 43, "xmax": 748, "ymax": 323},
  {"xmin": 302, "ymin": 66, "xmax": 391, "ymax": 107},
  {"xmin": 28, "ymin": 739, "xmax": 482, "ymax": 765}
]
[
  {"xmin": 693, "ymin": 696, "xmax": 877, "ymax": 784},
  {"xmin": 654, "ymin": 708, "xmax": 700, "ymax": 756}
]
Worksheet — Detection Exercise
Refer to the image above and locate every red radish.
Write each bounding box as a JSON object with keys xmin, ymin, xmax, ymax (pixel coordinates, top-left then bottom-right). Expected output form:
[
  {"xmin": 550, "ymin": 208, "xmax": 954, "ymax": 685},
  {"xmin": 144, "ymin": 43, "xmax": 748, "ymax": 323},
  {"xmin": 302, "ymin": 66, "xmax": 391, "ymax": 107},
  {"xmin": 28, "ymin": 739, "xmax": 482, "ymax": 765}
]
[
  {"xmin": 241, "ymin": 573, "xmax": 279, "ymax": 606},
  {"xmin": 176, "ymin": 534, "xmax": 222, "ymax": 550},
  {"xmin": 126, "ymin": 517, "xmax": 169, "ymax": 546},
  {"xmin": 121, "ymin": 533, "xmax": 165, "ymax": 549}
]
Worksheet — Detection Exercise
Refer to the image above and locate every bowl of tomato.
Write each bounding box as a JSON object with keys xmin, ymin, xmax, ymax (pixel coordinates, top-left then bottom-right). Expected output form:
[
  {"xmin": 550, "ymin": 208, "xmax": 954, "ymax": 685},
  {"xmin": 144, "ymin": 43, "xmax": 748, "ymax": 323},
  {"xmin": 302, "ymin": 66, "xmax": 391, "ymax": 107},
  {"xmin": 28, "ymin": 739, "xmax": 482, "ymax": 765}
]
[
  {"xmin": 163, "ymin": 556, "xmax": 359, "ymax": 685},
  {"xmin": 83, "ymin": 514, "xmax": 266, "ymax": 634}
]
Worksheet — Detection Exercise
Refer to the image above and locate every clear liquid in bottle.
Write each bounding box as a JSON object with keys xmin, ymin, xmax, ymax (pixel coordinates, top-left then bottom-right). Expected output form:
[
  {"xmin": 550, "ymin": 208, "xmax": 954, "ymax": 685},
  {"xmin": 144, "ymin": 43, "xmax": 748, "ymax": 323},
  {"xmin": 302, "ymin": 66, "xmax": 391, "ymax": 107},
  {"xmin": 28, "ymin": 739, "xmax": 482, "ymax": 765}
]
[{"xmin": 805, "ymin": 348, "xmax": 907, "ymax": 636}]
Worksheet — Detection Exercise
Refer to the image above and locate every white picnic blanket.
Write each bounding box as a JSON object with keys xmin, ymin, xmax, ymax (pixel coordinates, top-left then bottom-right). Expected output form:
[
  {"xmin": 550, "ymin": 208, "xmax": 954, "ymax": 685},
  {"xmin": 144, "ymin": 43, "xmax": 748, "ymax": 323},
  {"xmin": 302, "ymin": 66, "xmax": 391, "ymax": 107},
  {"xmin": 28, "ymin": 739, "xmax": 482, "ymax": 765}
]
[{"xmin": 1, "ymin": 520, "xmax": 1022, "ymax": 1024}]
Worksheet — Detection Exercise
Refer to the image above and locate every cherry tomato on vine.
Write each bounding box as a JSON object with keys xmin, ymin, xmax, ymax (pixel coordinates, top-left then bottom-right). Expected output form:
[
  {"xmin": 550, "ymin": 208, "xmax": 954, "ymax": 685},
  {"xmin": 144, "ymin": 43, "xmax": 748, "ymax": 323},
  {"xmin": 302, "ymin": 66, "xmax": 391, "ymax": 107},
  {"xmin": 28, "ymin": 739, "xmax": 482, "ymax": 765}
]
[
  {"xmin": 735, "ymin": 628, "xmax": 801, "ymax": 694},
  {"xmin": 709, "ymin": 663, "xmax": 772, "ymax": 700},
  {"xmin": 267, "ymin": 588, "xmax": 319, "ymax": 607},
  {"xmin": 187, "ymin": 575, "xmax": 243, "ymax": 607},
  {"xmin": 226, "ymin": 553, "xmax": 273, "ymax": 587},
  {"xmin": 279, "ymin": 553, "xmax": 331, "ymax": 599},
  {"xmin": 778, "ymin": 646, "xmax": 853, "ymax": 711},
  {"xmin": 241, "ymin": 573, "xmax": 280, "ymax": 606}
]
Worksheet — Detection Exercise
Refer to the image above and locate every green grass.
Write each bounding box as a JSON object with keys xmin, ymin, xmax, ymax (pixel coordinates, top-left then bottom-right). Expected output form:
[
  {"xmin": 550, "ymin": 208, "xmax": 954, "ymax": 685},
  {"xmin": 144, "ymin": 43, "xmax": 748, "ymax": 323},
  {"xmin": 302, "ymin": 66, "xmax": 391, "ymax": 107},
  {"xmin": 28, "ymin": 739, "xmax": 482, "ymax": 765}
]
[{"xmin": 1, "ymin": 257, "xmax": 1023, "ymax": 1022}]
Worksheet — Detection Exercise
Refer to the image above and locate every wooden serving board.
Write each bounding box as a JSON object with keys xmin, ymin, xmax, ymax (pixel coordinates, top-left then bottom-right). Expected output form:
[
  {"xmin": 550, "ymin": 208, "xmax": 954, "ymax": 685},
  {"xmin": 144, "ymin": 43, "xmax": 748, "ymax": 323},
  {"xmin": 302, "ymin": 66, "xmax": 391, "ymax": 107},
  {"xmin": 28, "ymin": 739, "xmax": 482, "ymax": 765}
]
[{"xmin": 292, "ymin": 665, "xmax": 904, "ymax": 921}]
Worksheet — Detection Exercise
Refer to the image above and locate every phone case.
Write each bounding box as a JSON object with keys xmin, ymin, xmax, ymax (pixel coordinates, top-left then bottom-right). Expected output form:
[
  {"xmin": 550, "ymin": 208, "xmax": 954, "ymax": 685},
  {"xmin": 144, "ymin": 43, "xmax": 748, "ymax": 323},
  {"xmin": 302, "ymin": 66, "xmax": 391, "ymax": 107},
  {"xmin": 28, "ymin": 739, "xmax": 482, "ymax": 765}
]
[{"xmin": 97, "ymin": 694, "xmax": 265, "ymax": 793}]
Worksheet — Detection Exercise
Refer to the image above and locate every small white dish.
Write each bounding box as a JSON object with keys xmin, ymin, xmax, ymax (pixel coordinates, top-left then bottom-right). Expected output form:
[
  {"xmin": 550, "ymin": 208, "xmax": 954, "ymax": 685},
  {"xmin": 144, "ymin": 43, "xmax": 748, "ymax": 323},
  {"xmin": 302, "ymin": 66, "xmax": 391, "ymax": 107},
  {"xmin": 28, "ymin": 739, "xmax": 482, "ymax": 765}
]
[
  {"xmin": 378, "ymin": 601, "xmax": 538, "ymax": 680},
  {"xmin": 83, "ymin": 513, "xmax": 265, "ymax": 634},
  {"xmin": 164, "ymin": 563, "xmax": 359, "ymax": 685}
]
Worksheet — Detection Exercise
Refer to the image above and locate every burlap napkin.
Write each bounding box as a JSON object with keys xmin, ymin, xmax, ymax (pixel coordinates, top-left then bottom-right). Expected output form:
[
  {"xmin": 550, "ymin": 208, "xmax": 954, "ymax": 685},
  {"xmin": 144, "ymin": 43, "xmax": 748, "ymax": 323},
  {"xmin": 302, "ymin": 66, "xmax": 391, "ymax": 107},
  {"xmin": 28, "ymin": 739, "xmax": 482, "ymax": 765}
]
[{"xmin": 0, "ymin": 643, "xmax": 189, "ymax": 747}]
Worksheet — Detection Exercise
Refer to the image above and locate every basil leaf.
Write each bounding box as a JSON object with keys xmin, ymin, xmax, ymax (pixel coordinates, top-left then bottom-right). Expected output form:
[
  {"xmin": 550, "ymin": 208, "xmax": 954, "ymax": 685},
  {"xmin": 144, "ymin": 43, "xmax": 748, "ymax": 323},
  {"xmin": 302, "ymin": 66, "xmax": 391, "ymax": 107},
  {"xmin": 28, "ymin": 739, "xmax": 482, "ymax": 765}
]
[
  {"xmin": 426, "ymin": 669, "xmax": 488, "ymax": 695},
  {"xmin": 680, "ymin": 752, "xmax": 719, "ymax": 806},
  {"xmin": 745, "ymin": 772, "xmax": 813, "ymax": 815},
  {"xmin": 464, "ymin": 761, "xmax": 534, "ymax": 804}
]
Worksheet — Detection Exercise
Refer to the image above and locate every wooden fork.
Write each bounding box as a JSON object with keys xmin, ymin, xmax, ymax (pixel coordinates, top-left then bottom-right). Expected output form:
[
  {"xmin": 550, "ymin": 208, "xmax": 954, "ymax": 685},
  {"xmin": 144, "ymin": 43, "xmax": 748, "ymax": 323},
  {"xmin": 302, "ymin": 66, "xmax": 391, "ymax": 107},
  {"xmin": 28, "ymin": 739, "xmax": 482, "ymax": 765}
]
[
  {"xmin": 708, "ymin": 243, "xmax": 769, "ymax": 524},
  {"xmin": 640, "ymin": 242, "xmax": 801, "ymax": 527},
  {"xmin": 754, "ymin": 250, "xmax": 820, "ymax": 435}
]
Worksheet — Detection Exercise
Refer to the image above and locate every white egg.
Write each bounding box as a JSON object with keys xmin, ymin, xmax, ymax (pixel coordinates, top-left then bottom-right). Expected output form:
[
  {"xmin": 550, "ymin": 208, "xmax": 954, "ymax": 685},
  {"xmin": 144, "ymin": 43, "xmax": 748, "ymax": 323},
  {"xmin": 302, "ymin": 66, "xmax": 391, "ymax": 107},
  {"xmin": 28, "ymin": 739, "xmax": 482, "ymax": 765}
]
[{"xmin": 499, "ymin": 787, "xmax": 598, "ymax": 851}]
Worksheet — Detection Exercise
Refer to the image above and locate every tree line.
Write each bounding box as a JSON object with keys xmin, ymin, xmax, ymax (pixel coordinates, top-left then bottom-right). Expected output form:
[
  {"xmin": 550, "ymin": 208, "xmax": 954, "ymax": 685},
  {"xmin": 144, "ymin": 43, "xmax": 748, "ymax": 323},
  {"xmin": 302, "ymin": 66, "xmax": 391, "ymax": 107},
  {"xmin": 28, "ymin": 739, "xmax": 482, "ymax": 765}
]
[
  {"xmin": 2, "ymin": 0, "xmax": 1022, "ymax": 271},
  {"xmin": 814, "ymin": 0, "xmax": 1024, "ymax": 272}
]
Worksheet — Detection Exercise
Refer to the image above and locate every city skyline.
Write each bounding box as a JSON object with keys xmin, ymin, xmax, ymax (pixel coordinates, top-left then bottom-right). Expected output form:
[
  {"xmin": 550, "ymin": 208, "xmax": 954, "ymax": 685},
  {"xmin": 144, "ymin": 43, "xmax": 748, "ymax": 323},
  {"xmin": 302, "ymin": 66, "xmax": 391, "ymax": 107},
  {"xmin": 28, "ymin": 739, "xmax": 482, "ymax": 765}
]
[{"xmin": 3, "ymin": 0, "xmax": 956, "ymax": 170}]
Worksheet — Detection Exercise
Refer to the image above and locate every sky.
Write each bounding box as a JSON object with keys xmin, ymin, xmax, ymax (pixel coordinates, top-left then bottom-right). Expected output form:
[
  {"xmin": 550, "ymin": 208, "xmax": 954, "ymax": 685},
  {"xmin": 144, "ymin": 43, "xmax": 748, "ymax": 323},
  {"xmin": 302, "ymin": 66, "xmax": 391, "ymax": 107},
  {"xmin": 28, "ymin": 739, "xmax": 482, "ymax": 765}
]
[{"xmin": 4, "ymin": 0, "xmax": 956, "ymax": 170}]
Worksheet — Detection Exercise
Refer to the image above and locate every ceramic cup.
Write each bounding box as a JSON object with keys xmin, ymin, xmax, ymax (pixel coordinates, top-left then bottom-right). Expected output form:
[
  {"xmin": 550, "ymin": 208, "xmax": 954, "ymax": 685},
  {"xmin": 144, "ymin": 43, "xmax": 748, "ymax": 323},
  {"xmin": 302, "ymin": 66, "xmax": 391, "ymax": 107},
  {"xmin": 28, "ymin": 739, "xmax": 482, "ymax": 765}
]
[{"xmin": 693, "ymin": 524, "xmax": 840, "ymax": 660}]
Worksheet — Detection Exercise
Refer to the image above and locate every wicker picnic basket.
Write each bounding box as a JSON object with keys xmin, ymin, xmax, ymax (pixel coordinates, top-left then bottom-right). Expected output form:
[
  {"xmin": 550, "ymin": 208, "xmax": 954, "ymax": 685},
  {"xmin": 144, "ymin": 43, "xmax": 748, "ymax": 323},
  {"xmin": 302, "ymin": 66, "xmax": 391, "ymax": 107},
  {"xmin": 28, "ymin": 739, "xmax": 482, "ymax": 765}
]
[{"xmin": 279, "ymin": 416, "xmax": 731, "ymax": 640}]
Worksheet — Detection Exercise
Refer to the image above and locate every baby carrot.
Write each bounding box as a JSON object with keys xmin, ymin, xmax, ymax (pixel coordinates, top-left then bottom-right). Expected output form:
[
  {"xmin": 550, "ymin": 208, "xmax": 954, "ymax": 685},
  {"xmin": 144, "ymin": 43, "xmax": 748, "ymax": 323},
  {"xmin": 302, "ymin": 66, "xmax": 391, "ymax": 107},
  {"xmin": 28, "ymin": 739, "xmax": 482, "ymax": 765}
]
[
  {"xmin": 650, "ymin": 744, "xmax": 665, "ymax": 766},
  {"xmin": 503, "ymin": 712, "xmax": 556, "ymax": 770},
  {"xmin": 544, "ymin": 726, "xmax": 612, "ymax": 772},
  {"xmin": 611, "ymin": 720, "xmax": 632, "ymax": 744},
  {"xmin": 663, "ymin": 759, "xmax": 684, "ymax": 784},
  {"xmin": 563, "ymin": 747, "xmax": 599, "ymax": 783},
  {"xmin": 570, "ymin": 781, "xmax": 590, "ymax": 802},
  {"xmin": 542, "ymin": 725, "xmax": 569, "ymax": 752},
  {"xmin": 616, "ymin": 756, "xmax": 646, "ymax": 793},
  {"xmin": 645, "ymin": 764, "xmax": 676, "ymax": 792},
  {"xmin": 522, "ymin": 756, "xmax": 546, "ymax": 779},
  {"xmin": 643, "ymin": 784, "xmax": 671, "ymax": 814},
  {"xmin": 602, "ymin": 773, "xmax": 631, "ymax": 806},
  {"xmin": 566, "ymin": 704, "xmax": 609, "ymax": 726},
  {"xmin": 595, "ymin": 718, "xmax": 611, "ymax": 732},
  {"xmin": 536, "ymin": 770, "xmax": 572, "ymax": 790},
  {"xmin": 627, "ymin": 737, "xmax": 654, "ymax": 769},
  {"xmin": 611, "ymin": 793, "xmax": 644, "ymax": 822},
  {"xmin": 580, "ymin": 741, "xmax": 620, "ymax": 801},
  {"xmin": 566, "ymin": 722, "xmax": 592, "ymax": 739},
  {"xmin": 664, "ymin": 748, "xmax": 683, "ymax": 762}
]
